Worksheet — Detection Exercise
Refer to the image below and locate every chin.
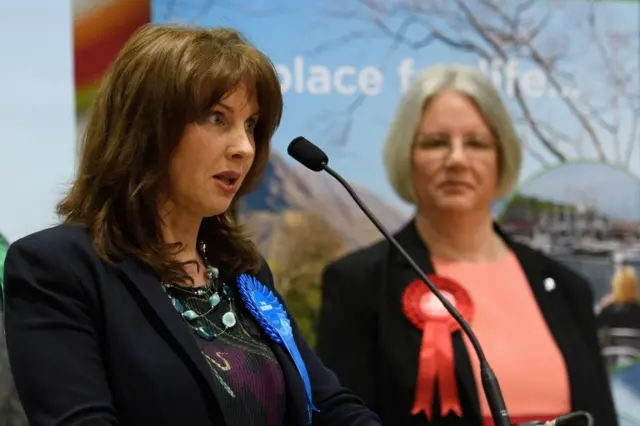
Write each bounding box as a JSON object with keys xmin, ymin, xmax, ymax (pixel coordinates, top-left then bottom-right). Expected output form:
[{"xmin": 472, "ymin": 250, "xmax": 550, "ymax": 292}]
[
  {"xmin": 201, "ymin": 198, "xmax": 234, "ymax": 218},
  {"xmin": 436, "ymin": 196, "xmax": 478, "ymax": 212}
]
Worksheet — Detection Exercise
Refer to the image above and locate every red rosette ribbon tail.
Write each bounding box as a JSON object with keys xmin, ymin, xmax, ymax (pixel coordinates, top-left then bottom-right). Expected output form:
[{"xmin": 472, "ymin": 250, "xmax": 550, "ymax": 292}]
[{"xmin": 401, "ymin": 275, "xmax": 473, "ymax": 420}]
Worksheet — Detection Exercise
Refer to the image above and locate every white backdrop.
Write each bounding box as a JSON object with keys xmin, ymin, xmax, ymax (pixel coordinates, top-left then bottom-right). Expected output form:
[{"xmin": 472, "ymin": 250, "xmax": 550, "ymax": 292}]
[{"xmin": 0, "ymin": 0, "xmax": 76, "ymax": 243}]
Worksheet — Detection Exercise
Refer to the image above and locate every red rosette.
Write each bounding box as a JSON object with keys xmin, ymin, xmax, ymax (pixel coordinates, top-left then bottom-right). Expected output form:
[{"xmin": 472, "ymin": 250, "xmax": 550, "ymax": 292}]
[{"xmin": 401, "ymin": 275, "xmax": 473, "ymax": 420}]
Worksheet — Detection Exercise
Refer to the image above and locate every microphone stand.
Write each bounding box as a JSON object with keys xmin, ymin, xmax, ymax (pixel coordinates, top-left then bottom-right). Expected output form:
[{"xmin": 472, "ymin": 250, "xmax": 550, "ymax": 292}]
[
  {"xmin": 321, "ymin": 163, "xmax": 513, "ymax": 426},
  {"xmin": 287, "ymin": 136, "xmax": 594, "ymax": 426}
]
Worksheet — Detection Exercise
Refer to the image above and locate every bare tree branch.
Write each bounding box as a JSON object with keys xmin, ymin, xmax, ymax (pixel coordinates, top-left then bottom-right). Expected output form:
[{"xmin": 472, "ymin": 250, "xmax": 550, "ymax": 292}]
[
  {"xmin": 181, "ymin": 0, "xmax": 635, "ymax": 172},
  {"xmin": 539, "ymin": 123, "xmax": 580, "ymax": 153},
  {"xmin": 426, "ymin": 28, "xmax": 493, "ymax": 60},
  {"xmin": 513, "ymin": 84, "xmax": 567, "ymax": 161},
  {"xmin": 582, "ymin": 2, "xmax": 639, "ymax": 165},
  {"xmin": 381, "ymin": 1, "xmax": 637, "ymax": 164},
  {"xmin": 523, "ymin": 138, "xmax": 550, "ymax": 167},
  {"xmin": 625, "ymin": 112, "xmax": 640, "ymax": 168},
  {"xmin": 452, "ymin": 0, "xmax": 508, "ymax": 60},
  {"xmin": 302, "ymin": 30, "xmax": 382, "ymax": 55},
  {"xmin": 527, "ymin": 41, "xmax": 607, "ymax": 160},
  {"xmin": 301, "ymin": 1, "xmax": 569, "ymax": 161},
  {"xmin": 457, "ymin": 0, "xmax": 607, "ymax": 161},
  {"xmin": 513, "ymin": 0, "xmax": 537, "ymax": 27},
  {"xmin": 369, "ymin": 15, "xmax": 438, "ymax": 50}
]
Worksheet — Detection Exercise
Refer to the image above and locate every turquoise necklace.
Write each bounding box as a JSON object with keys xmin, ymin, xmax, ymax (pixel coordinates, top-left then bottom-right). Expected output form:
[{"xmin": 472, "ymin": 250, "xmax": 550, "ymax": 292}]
[{"xmin": 162, "ymin": 241, "xmax": 237, "ymax": 340}]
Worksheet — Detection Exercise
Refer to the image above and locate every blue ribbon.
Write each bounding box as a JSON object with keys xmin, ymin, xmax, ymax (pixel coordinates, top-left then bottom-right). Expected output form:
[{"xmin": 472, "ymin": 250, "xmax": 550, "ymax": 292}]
[{"xmin": 237, "ymin": 274, "xmax": 319, "ymax": 423}]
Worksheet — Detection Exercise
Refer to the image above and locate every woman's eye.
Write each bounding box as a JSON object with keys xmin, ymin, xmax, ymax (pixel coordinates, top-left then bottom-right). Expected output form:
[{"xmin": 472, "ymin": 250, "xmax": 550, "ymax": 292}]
[
  {"xmin": 245, "ymin": 118, "xmax": 258, "ymax": 134},
  {"xmin": 208, "ymin": 112, "xmax": 225, "ymax": 126},
  {"xmin": 466, "ymin": 139, "xmax": 493, "ymax": 150},
  {"xmin": 419, "ymin": 139, "xmax": 449, "ymax": 149}
]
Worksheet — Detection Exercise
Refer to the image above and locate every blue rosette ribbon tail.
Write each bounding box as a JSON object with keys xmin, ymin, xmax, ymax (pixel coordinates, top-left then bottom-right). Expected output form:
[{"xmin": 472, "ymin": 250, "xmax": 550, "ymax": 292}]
[{"xmin": 237, "ymin": 274, "xmax": 319, "ymax": 423}]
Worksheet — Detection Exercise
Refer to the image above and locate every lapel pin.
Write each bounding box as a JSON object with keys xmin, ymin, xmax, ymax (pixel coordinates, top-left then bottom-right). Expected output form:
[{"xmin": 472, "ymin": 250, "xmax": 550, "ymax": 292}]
[{"xmin": 544, "ymin": 277, "xmax": 556, "ymax": 292}]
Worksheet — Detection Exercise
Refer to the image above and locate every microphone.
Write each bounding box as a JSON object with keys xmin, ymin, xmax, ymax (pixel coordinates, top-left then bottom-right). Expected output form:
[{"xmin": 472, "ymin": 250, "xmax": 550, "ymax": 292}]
[{"xmin": 287, "ymin": 136, "xmax": 593, "ymax": 426}]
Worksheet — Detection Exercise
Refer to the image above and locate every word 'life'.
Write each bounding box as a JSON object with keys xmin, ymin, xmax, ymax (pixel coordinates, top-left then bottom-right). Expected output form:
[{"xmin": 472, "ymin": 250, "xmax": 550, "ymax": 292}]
[{"xmin": 397, "ymin": 57, "xmax": 580, "ymax": 99}]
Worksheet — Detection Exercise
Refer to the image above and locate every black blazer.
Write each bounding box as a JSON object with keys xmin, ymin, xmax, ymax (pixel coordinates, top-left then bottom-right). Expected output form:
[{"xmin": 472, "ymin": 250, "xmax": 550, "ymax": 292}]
[
  {"xmin": 3, "ymin": 224, "xmax": 381, "ymax": 426},
  {"xmin": 597, "ymin": 302, "xmax": 640, "ymax": 329},
  {"xmin": 316, "ymin": 221, "xmax": 618, "ymax": 426}
]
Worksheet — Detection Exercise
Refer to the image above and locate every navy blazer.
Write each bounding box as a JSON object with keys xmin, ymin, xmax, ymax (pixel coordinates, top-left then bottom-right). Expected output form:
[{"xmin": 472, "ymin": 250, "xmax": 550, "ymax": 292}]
[
  {"xmin": 316, "ymin": 221, "xmax": 618, "ymax": 426},
  {"xmin": 3, "ymin": 224, "xmax": 381, "ymax": 426}
]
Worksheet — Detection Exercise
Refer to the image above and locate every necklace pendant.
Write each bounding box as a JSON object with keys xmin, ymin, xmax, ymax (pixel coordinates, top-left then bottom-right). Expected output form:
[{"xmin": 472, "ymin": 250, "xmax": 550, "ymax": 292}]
[
  {"xmin": 170, "ymin": 297, "xmax": 185, "ymax": 313},
  {"xmin": 207, "ymin": 266, "xmax": 219, "ymax": 280},
  {"xmin": 182, "ymin": 310, "xmax": 199, "ymax": 321},
  {"xmin": 209, "ymin": 293, "xmax": 221, "ymax": 308},
  {"xmin": 222, "ymin": 311, "xmax": 237, "ymax": 328},
  {"xmin": 196, "ymin": 325, "xmax": 216, "ymax": 340}
]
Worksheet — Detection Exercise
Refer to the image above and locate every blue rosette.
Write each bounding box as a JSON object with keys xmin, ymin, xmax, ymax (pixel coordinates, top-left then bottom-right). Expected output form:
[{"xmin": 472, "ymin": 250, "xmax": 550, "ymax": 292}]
[{"xmin": 237, "ymin": 274, "xmax": 319, "ymax": 422}]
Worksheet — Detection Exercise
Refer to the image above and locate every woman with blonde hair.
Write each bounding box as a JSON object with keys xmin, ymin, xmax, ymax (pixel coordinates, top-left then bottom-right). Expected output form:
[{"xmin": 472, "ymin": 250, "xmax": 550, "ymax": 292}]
[
  {"xmin": 3, "ymin": 23, "xmax": 381, "ymax": 426},
  {"xmin": 611, "ymin": 266, "xmax": 639, "ymax": 301},
  {"xmin": 597, "ymin": 265, "xmax": 640, "ymax": 329},
  {"xmin": 317, "ymin": 64, "xmax": 617, "ymax": 426}
]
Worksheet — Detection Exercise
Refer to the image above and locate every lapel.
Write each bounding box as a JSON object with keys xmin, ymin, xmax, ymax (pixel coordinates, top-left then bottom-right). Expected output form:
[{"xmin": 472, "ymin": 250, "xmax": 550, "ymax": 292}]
[
  {"xmin": 390, "ymin": 221, "xmax": 481, "ymax": 419},
  {"xmin": 114, "ymin": 258, "xmax": 221, "ymax": 400}
]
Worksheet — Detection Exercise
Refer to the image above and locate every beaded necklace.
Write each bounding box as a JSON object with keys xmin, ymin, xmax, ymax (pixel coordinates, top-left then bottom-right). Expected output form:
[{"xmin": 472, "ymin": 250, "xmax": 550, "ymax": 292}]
[{"xmin": 162, "ymin": 241, "xmax": 237, "ymax": 340}]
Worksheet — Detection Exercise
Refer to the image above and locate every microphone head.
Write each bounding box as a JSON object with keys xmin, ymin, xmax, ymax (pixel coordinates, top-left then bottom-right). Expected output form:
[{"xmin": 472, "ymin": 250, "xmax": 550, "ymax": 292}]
[{"xmin": 287, "ymin": 137, "xmax": 328, "ymax": 172}]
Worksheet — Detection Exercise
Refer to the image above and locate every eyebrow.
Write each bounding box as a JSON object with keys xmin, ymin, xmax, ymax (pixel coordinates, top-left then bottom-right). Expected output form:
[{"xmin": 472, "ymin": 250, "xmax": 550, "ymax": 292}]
[
  {"xmin": 216, "ymin": 103, "xmax": 234, "ymax": 113},
  {"xmin": 418, "ymin": 131, "xmax": 492, "ymax": 138},
  {"xmin": 215, "ymin": 102, "xmax": 260, "ymax": 117}
]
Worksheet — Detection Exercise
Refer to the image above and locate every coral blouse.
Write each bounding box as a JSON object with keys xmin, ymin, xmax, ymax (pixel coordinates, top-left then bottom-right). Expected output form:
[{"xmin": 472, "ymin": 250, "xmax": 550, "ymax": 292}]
[{"xmin": 433, "ymin": 251, "xmax": 571, "ymax": 425}]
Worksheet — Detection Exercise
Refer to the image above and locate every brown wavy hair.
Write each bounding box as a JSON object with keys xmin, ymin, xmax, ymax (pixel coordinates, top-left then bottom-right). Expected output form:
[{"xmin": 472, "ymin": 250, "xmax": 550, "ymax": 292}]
[{"xmin": 58, "ymin": 23, "xmax": 283, "ymax": 284}]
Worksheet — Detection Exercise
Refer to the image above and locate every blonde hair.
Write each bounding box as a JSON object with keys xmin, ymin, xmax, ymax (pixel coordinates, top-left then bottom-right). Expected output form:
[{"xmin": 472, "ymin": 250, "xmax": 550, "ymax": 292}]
[
  {"xmin": 611, "ymin": 266, "xmax": 639, "ymax": 303},
  {"xmin": 383, "ymin": 64, "xmax": 522, "ymax": 204}
]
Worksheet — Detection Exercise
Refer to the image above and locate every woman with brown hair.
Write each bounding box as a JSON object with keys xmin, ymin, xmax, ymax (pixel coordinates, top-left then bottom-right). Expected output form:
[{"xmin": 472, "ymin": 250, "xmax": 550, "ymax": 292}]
[{"xmin": 2, "ymin": 24, "xmax": 381, "ymax": 426}]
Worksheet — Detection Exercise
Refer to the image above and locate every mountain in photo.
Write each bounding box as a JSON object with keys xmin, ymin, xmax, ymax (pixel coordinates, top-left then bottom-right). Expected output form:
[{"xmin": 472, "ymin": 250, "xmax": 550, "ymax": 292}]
[{"xmin": 238, "ymin": 152, "xmax": 410, "ymax": 258}]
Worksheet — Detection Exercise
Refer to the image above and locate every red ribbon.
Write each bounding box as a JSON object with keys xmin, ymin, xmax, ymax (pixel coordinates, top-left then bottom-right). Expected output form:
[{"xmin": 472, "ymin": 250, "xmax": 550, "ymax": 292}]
[{"xmin": 401, "ymin": 275, "xmax": 473, "ymax": 420}]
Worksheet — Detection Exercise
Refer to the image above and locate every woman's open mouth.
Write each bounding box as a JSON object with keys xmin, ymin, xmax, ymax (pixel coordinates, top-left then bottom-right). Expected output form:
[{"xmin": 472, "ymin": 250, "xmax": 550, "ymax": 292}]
[{"xmin": 213, "ymin": 171, "xmax": 240, "ymax": 193}]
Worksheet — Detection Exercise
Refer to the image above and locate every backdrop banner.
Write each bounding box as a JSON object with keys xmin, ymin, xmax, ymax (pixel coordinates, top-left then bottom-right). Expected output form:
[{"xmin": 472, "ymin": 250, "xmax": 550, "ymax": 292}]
[
  {"xmin": 0, "ymin": 0, "xmax": 636, "ymax": 424},
  {"xmin": 153, "ymin": 1, "xmax": 639, "ymax": 424}
]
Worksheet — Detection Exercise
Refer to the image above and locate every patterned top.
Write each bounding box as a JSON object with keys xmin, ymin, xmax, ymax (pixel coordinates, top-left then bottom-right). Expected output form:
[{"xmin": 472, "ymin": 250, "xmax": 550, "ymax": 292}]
[{"xmin": 164, "ymin": 284, "xmax": 287, "ymax": 426}]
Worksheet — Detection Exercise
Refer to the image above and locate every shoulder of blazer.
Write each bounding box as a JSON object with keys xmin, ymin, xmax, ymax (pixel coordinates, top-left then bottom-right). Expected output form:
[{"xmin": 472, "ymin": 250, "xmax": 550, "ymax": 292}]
[
  {"xmin": 508, "ymin": 241, "xmax": 589, "ymax": 286},
  {"xmin": 508, "ymin": 238, "xmax": 598, "ymax": 323},
  {"xmin": 9, "ymin": 224, "xmax": 95, "ymax": 259},
  {"xmin": 3, "ymin": 224, "xmax": 108, "ymax": 337},
  {"xmin": 5, "ymin": 224, "xmax": 101, "ymax": 294}
]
